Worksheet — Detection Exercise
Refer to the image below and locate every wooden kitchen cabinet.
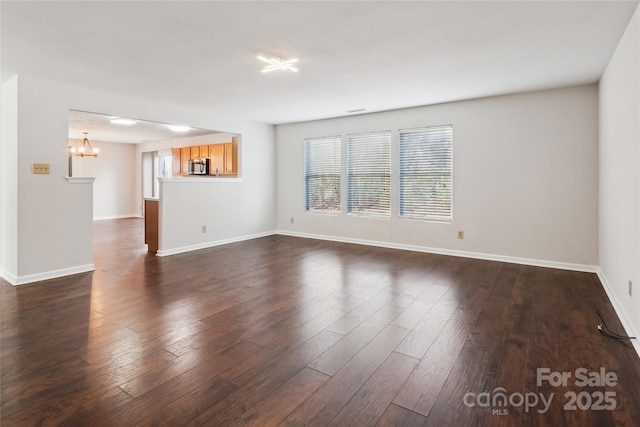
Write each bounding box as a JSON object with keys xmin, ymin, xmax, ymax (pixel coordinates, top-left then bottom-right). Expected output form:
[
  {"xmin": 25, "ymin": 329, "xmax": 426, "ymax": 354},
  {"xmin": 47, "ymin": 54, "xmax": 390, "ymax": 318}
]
[
  {"xmin": 224, "ymin": 142, "xmax": 237, "ymax": 174},
  {"xmin": 208, "ymin": 144, "xmax": 225, "ymax": 175},
  {"xmin": 174, "ymin": 142, "xmax": 237, "ymax": 176},
  {"xmin": 198, "ymin": 145, "xmax": 209, "ymax": 159},
  {"xmin": 180, "ymin": 147, "xmax": 190, "ymax": 174},
  {"xmin": 172, "ymin": 148, "xmax": 181, "ymax": 176}
]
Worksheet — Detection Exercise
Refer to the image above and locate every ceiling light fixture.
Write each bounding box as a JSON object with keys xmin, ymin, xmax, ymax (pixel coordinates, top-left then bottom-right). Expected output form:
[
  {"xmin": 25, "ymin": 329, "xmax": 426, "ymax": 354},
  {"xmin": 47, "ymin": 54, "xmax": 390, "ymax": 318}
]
[
  {"xmin": 110, "ymin": 117, "xmax": 137, "ymax": 125},
  {"xmin": 257, "ymin": 55, "xmax": 298, "ymax": 73},
  {"xmin": 70, "ymin": 132, "xmax": 99, "ymax": 157},
  {"xmin": 169, "ymin": 125, "xmax": 191, "ymax": 132},
  {"xmin": 347, "ymin": 109, "xmax": 367, "ymax": 114}
]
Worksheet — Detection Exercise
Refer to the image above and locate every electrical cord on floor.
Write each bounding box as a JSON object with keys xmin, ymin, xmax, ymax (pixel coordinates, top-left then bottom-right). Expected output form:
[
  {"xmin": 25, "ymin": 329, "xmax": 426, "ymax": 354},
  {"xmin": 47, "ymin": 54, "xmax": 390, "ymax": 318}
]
[{"xmin": 597, "ymin": 310, "xmax": 636, "ymax": 342}]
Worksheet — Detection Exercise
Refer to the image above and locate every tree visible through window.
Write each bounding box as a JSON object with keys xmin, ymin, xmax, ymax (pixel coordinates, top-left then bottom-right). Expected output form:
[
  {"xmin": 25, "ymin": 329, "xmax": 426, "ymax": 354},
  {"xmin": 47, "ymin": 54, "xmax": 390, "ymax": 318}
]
[
  {"xmin": 347, "ymin": 131, "xmax": 391, "ymax": 217},
  {"xmin": 304, "ymin": 136, "xmax": 341, "ymax": 213},
  {"xmin": 399, "ymin": 125, "xmax": 453, "ymax": 222}
]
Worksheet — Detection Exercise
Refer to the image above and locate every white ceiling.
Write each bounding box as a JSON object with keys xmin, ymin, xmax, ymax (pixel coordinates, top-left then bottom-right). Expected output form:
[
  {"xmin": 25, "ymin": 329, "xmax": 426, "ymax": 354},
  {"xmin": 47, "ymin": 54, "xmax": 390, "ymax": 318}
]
[
  {"xmin": 2, "ymin": 1, "xmax": 638, "ymax": 125},
  {"xmin": 68, "ymin": 110, "xmax": 220, "ymax": 143}
]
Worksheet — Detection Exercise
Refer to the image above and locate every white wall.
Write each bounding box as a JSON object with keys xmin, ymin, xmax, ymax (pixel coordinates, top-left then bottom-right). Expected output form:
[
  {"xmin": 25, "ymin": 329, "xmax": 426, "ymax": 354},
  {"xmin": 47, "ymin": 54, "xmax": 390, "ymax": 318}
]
[
  {"xmin": 276, "ymin": 85, "xmax": 599, "ymax": 269},
  {"xmin": 157, "ymin": 177, "xmax": 271, "ymax": 254},
  {"xmin": 1, "ymin": 77, "xmax": 19, "ymax": 281},
  {"xmin": 11, "ymin": 76, "xmax": 95, "ymax": 283},
  {"xmin": 599, "ymin": 5, "xmax": 640, "ymax": 347},
  {"xmin": 1, "ymin": 75, "xmax": 275, "ymax": 284},
  {"xmin": 71, "ymin": 140, "xmax": 138, "ymax": 220}
]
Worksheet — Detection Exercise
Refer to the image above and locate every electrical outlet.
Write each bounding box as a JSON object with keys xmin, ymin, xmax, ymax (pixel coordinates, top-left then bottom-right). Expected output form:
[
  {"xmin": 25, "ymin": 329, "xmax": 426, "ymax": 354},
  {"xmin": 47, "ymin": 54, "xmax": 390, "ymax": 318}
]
[
  {"xmin": 32, "ymin": 163, "xmax": 50, "ymax": 174},
  {"xmin": 457, "ymin": 231, "xmax": 464, "ymax": 239},
  {"xmin": 629, "ymin": 280, "xmax": 633, "ymax": 297},
  {"xmin": 290, "ymin": 217, "xmax": 294, "ymax": 224},
  {"xmin": 201, "ymin": 225, "xmax": 207, "ymax": 233}
]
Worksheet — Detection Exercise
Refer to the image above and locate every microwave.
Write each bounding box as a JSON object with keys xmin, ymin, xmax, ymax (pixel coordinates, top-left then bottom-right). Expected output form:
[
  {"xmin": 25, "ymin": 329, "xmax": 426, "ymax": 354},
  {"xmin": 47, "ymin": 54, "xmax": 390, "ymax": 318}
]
[{"xmin": 188, "ymin": 158, "xmax": 209, "ymax": 175}]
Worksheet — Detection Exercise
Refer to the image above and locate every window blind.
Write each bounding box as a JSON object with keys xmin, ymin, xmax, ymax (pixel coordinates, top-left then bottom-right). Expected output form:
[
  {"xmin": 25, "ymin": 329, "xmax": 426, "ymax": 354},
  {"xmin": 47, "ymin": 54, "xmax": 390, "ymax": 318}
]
[
  {"xmin": 304, "ymin": 136, "xmax": 341, "ymax": 213},
  {"xmin": 347, "ymin": 131, "xmax": 391, "ymax": 217},
  {"xmin": 399, "ymin": 125, "xmax": 453, "ymax": 222}
]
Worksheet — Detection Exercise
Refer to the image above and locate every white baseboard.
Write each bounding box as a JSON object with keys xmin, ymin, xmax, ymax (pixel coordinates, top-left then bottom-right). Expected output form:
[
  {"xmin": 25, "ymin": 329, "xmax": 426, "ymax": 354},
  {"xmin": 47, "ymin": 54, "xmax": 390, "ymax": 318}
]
[
  {"xmin": 0, "ymin": 270, "xmax": 18, "ymax": 286},
  {"xmin": 275, "ymin": 230, "xmax": 598, "ymax": 273},
  {"xmin": 94, "ymin": 214, "xmax": 141, "ymax": 221},
  {"xmin": 156, "ymin": 231, "xmax": 277, "ymax": 257},
  {"xmin": 5, "ymin": 263, "xmax": 95, "ymax": 286},
  {"xmin": 596, "ymin": 269, "xmax": 640, "ymax": 359}
]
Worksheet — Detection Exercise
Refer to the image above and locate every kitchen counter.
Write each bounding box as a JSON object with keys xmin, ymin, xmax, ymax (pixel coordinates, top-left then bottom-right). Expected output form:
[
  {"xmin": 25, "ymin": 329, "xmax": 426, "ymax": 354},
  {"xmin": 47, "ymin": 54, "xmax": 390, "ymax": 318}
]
[{"xmin": 159, "ymin": 176, "xmax": 242, "ymax": 183}]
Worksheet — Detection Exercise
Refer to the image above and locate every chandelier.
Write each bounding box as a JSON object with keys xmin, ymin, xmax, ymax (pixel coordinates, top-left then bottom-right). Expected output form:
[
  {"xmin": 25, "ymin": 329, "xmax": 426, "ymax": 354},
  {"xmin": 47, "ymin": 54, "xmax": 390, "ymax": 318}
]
[{"xmin": 70, "ymin": 132, "xmax": 99, "ymax": 157}]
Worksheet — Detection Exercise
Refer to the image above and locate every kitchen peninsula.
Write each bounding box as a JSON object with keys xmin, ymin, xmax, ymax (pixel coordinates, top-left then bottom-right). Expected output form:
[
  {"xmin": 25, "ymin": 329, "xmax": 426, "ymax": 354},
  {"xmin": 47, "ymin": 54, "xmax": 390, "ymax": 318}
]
[
  {"xmin": 144, "ymin": 175, "xmax": 243, "ymax": 254},
  {"xmin": 144, "ymin": 198, "xmax": 158, "ymax": 253}
]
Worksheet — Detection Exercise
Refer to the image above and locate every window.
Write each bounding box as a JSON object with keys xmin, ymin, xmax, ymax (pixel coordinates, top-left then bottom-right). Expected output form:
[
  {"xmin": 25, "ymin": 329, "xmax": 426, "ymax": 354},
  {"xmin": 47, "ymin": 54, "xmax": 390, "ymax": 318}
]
[
  {"xmin": 304, "ymin": 136, "xmax": 341, "ymax": 213},
  {"xmin": 347, "ymin": 131, "xmax": 391, "ymax": 217},
  {"xmin": 399, "ymin": 125, "xmax": 453, "ymax": 222},
  {"xmin": 156, "ymin": 149, "xmax": 173, "ymax": 179}
]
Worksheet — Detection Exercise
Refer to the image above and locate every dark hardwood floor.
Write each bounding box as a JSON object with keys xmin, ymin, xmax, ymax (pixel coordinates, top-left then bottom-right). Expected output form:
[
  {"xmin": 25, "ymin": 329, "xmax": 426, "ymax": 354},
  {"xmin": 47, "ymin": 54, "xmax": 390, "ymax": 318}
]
[{"xmin": 1, "ymin": 218, "xmax": 639, "ymax": 426}]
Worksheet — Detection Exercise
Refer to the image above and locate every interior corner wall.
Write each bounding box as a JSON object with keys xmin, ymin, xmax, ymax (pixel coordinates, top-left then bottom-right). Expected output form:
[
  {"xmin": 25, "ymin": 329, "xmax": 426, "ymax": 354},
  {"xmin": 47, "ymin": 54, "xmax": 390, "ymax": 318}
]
[
  {"xmin": 599, "ymin": 4, "xmax": 640, "ymax": 341},
  {"xmin": 11, "ymin": 75, "xmax": 276, "ymax": 284},
  {"xmin": 72, "ymin": 140, "xmax": 138, "ymax": 220},
  {"xmin": 1, "ymin": 76, "xmax": 19, "ymax": 282},
  {"xmin": 276, "ymin": 85, "xmax": 599, "ymax": 269}
]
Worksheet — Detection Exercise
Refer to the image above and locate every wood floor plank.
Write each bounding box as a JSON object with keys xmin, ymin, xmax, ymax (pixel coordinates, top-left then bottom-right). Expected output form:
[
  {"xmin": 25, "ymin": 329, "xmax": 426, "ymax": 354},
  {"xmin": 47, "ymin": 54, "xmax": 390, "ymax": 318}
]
[
  {"xmin": 392, "ymin": 302, "xmax": 480, "ymax": 416},
  {"xmin": 79, "ymin": 326, "xmax": 148, "ymax": 366},
  {"xmin": 103, "ymin": 340, "xmax": 260, "ymax": 425},
  {"xmin": 308, "ymin": 304, "xmax": 406, "ymax": 376},
  {"xmin": 141, "ymin": 376, "xmax": 238, "ymax": 426},
  {"xmin": 1, "ymin": 357, "xmax": 91, "ymax": 418},
  {"xmin": 15, "ymin": 385, "xmax": 133, "ymax": 427},
  {"xmin": 118, "ymin": 340, "xmax": 257, "ymax": 398},
  {"xmin": 2, "ymin": 347, "xmax": 175, "ymax": 423},
  {"xmin": 277, "ymin": 416, "xmax": 309, "ymax": 427},
  {"xmin": 163, "ymin": 296, "xmax": 296, "ymax": 358},
  {"xmin": 390, "ymin": 283, "xmax": 449, "ymax": 330},
  {"xmin": 232, "ymin": 367, "xmax": 329, "ymax": 427},
  {"xmin": 290, "ymin": 325, "xmax": 410, "ymax": 426},
  {"xmin": 327, "ymin": 351, "xmax": 419, "ymax": 427},
  {"xmin": 484, "ymin": 334, "xmax": 529, "ymax": 427},
  {"xmin": 326, "ymin": 289, "xmax": 402, "ymax": 335},
  {"xmin": 248, "ymin": 307, "xmax": 347, "ymax": 349},
  {"xmin": 375, "ymin": 403, "xmax": 427, "ymax": 427},
  {"xmin": 218, "ymin": 342, "xmax": 288, "ymax": 387},
  {"xmin": 1, "ymin": 385, "xmax": 134, "ymax": 427},
  {"xmin": 423, "ymin": 343, "xmax": 490, "ymax": 427},
  {"xmin": 394, "ymin": 293, "xmax": 459, "ymax": 359},
  {"xmin": 221, "ymin": 309, "xmax": 347, "ymax": 387},
  {"xmin": 192, "ymin": 329, "xmax": 344, "ymax": 425}
]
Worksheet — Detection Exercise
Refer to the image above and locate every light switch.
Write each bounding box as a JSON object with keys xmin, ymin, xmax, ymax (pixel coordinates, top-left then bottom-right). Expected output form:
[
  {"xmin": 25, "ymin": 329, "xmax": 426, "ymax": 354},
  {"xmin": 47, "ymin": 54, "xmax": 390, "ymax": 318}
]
[{"xmin": 32, "ymin": 163, "xmax": 50, "ymax": 174}]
